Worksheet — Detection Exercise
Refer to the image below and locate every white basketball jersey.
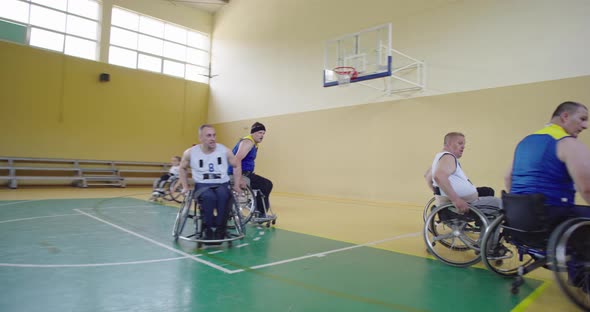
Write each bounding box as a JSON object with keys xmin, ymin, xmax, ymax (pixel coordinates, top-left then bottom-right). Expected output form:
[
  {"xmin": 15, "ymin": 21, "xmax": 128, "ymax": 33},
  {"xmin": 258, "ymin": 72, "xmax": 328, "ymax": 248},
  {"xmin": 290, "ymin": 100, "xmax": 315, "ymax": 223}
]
[
  {"xmin": 431, "ymin": 152, "xmax": 477, "ymax": 197},
  {"xmin": 190, "ymin": 144, "xmax": 230, "ymax": 184}
]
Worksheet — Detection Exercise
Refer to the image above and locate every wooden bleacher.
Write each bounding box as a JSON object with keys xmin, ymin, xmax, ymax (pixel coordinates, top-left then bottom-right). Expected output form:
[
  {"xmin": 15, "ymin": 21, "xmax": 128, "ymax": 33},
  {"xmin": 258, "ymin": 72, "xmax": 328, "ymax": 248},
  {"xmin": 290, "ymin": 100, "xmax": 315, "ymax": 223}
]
[{"xmin": 0, "ymin": 156, "xmax": 171, "ymax": 188}]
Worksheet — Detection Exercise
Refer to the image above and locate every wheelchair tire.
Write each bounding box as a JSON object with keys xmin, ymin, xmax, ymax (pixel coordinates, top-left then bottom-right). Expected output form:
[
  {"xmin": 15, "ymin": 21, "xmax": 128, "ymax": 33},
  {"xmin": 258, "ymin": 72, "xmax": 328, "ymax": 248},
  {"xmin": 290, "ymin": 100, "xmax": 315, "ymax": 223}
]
[
  {"xmin": 423, "ymin": 204, "xmax": 488, "ymax": 267},
  {"xmin": 235, "ymin": 185, "xmax": 256, "ymax": 225},
  {"xmin": 423, "ymin": 197, "xmax": 436, "ymax": 223},
  {"xmin": 547, "ymin": 218, "xmax": 590, "ymax": 311},
  {"xmin": 481, "ymin": 215, "xmax": 535, "ymax": 277},
  {"xmin": 167, "ymin": 178, "xmax": 183, "ymax": 203},
  {"xmin": 172, "ymin": 193, "xmax": 192, "ymax": 240},
  {"xmin": 228, "ymin": 195, "xmax": 245, "ymax": 236}
]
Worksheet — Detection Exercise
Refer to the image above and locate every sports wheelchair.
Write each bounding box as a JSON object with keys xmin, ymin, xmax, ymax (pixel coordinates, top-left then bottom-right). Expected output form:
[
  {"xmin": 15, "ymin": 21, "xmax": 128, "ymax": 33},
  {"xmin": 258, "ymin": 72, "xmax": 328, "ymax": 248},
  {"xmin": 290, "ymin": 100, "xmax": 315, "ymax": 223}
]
[
  {"xmin": 150, "ymin": 175, "xmax": 183, "ymax": 203},
  {"xmin": 231, "ymin": 176, "xmax": 277, "ymax": 228},
  {"xmin": 480, "ymin": 191, "xmax": 590, "ymax": 310},
  {"xmin": 423, "ymin": 187, "xmax": 501, "ymax": 267},
  {"xmin": 423, "ymin": 200, "xmax": 500, "ymax": 267},
  {"xmin": 172, "ymin": 186, "xmax": 245, "ymax": 248}
]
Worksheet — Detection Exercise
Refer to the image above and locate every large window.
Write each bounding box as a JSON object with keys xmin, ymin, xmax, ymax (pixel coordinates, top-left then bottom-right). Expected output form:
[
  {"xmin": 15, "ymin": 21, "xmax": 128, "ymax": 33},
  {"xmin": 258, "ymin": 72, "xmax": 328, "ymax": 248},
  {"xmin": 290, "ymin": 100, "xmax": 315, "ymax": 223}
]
[
  {"xmin": 109, "ymin": 7, "xmax": 210, "ymax": 84},
  {"xmin": 0, "ymin": 0, "xmax": 101, "ymax": 61}
]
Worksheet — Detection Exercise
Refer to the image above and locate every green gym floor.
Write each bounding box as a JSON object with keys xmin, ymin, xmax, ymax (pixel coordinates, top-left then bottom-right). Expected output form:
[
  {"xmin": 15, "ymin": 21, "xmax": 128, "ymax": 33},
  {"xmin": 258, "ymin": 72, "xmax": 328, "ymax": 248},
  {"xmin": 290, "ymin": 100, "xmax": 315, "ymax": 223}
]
[{"xmin": 0, "ymin": 187, "xmax": 581, "ymax": 311}]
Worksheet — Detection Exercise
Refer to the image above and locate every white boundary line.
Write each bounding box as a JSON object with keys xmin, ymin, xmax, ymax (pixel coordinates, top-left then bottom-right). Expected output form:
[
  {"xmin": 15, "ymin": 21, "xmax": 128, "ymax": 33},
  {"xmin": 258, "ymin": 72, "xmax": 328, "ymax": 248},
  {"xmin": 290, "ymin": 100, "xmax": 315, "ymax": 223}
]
[
  {"xmin": 0, "ymin": 200, "xmax": 40, "ymax": 207},
  {"xmin": 227, "ymin": 231, "xmax": 420, "ymax": 274},
  {"xmin": 0, "ymin": 256, "xmax": 189, "ymax": 268},
  {"xmin": 0, "ymin": 213, "xmax": 81, "ymax": 224},
  {"xmin": 74, "ymin": 209, "xmax": 233, "ymax": 274}
]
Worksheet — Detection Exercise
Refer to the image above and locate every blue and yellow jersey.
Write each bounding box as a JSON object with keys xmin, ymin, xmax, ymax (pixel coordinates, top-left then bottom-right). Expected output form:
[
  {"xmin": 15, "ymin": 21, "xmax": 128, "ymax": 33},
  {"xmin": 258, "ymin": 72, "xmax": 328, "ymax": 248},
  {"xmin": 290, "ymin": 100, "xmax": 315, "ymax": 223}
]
[
  {"xmin": 510, "ymin": 124, "xmax": 575, "ymax": 207},
  {"xmin": 228, "ymin": 135, "xmax": 258, "ymax": 174}
]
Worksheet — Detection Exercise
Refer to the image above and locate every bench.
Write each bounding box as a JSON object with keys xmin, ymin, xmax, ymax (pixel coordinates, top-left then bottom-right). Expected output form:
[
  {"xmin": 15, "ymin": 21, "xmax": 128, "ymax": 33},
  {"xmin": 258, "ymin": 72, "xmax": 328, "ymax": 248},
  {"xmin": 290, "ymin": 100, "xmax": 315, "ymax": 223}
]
[{"xmin": 0, "ymin": 157, "xmax": 171, "ymax": 189}]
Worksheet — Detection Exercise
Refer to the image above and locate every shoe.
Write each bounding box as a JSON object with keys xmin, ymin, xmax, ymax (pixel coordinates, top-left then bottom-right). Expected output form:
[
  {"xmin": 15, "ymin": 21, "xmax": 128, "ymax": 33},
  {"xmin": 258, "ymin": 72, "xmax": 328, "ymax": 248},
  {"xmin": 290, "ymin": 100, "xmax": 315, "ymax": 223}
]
[{"xmin": 204, "ymin": 228, "xmax": 214, "ymax": 240}]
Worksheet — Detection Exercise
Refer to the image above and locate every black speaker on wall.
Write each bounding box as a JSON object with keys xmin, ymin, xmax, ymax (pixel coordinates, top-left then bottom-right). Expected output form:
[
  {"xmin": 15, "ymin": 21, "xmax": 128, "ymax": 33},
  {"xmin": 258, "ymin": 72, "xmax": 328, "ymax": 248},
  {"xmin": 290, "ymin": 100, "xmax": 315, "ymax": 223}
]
[{"xmin": 99, "ymin": 73, "xmax": 110, "ymax": 82}]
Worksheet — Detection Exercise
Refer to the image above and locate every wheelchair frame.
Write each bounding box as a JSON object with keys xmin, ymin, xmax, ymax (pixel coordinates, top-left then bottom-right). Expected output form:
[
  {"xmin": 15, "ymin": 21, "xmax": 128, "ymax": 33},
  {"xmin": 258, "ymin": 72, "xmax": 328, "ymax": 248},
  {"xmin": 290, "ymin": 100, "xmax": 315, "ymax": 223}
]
[
  {"xmin": 172, "ymin": 188, "xmax": 245, "ymax": 248},
  {"xmin": 480, "ymin": 198, "xmax": 590, "ymax": 310}
]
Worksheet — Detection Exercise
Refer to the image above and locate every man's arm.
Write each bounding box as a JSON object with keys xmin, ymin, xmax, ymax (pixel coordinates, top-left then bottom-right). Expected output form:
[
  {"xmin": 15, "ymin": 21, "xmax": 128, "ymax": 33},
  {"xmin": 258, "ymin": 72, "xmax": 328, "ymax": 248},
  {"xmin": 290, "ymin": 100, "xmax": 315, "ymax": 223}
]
[
  {"xmin": 234, "ymin": 139, "xmax": 254, "ymax": 163},
  {"xmin": 558, "ymin": 138, "xmax": 590, "ymax": 204},
  {"xmin": 424, "ymin": 167, "xmax": 435, "ymax": 193},
  {"xmin": 504, "ymin": 161, "xmax": 513, "ymax": 191},
  {"xmin": 433, "ymin": 155, "xmax": 470, "ymax": 213},
  {"xmin": 227, "ymin": 150, "xmax": 242, "ymax": 193},
  {"xmin": 179, "ymin": 148, "xmax": 191, "ymax": 192}
]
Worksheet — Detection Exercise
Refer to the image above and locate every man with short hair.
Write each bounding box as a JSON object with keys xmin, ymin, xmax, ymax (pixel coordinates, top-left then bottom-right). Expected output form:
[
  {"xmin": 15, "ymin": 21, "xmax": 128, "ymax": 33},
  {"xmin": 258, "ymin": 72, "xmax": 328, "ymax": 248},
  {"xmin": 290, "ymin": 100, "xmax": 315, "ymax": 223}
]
[
  {"xmin": 179, "ymin": 124, "xmax": 243, "ymax": 241},
  {"xmin": 425, "ymin": 132, "xmax": 501, "ymax": 214},
  {"xmin": 506, "ymin": 101, "xmax": 590, "ymax": 223},
  {"xmin": 229, "ymin": 122, "xmax": 273, "ymax": 216}
]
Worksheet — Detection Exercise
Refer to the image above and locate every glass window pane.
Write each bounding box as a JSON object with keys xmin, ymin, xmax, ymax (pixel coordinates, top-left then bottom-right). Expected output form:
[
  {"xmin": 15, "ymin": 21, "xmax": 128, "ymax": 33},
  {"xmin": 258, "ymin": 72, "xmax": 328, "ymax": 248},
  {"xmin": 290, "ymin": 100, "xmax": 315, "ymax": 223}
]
[
  {"xmin": 30, "ymin": 27, "xmax": 64, "ymax": 52},
  {"xmin": 163, "ymin": 41, "xmax": 186, "ymax": 62},
  {"xmin": 65, "ymin": 35, "xmax": 96, "ymax": 60},
  {"xmin": 186, "ymin": 48, "xmax": 208, "ymax": 66},
  {"xmin": 31, "ymin": 0, "xmax": 67, "ymax": 11},
  {"xmin": 139, "ymin": 16, "xmax": 164, "ymax": 38},
  {"xmin": 163, "ymin": 59, "xmax": 184, "ymax": 78},
  {"xmin": 186, "ymin": 65, "xmax": 208, "ymax": 83},
  {"xmin": 138, "ymin": 34, "xmax": 163, "ymax": 56},
  {"xmin": 111, "ymin": 7, "xmax": 138, "ymax": 31},
  {"xmin": 30, "ymin": 5, "xmax": 67, "ymax": 32},
  {"xmin": 188, "ymin": 31, "xmax": 209, "ymax": 50},
  {"xmin": 0, "ymin": 0, "xmax": 30, "ymax": 24},
  {"xmin": 164, "ymin": 23, "xmax": 186, "ymax": 44},
  {"xmin": 110, "ymin": 26, "xmax": 137, "ymax": 50},
  {"xmin": 109, "ymin": 46, "xmax": 137, "ymax": 69},
  {"xmin": 66, "ymin": 15, "xmax": 98, "ymax": 40},
  {"xmin": 67, "ymin": 0, "xmax": 99, "ymax": 20},
  {"xmin": 138, "ymin": 54, "xmax": 162, "ymax": 73}
]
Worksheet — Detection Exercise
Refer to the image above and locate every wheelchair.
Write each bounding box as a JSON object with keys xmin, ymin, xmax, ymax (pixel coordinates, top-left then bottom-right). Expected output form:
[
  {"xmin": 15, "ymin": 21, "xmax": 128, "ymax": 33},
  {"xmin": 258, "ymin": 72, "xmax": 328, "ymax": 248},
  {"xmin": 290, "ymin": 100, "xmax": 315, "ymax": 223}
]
[
  {"xmin": 231, "ymin": 175, "xmax": 277, "ymax": 228},
  {"xmin": 423, "ymin": 199, "xmax": 494, "ymax": 267},
  {"xmin": 172, "ymin": 186, "xmax": 245, "ymax": 248},
  {"xmin": 150, "ymin": 175, "xmax": 183, "ymax": 203},
  {"xmin": 480, "ymin": 191, "xmax": 590, "ymax": 311}
]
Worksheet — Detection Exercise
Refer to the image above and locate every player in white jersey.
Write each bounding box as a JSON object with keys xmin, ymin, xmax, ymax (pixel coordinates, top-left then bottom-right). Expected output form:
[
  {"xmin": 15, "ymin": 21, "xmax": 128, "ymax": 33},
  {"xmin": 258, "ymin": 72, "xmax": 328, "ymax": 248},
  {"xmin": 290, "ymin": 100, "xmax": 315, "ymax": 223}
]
[
  {"xmin": 178, "ymin": 125, "xmax": 243, "ymax": 241},
  {"xmin": 424, "ymin": 132, "xmax": 501, "ymax": 213}
]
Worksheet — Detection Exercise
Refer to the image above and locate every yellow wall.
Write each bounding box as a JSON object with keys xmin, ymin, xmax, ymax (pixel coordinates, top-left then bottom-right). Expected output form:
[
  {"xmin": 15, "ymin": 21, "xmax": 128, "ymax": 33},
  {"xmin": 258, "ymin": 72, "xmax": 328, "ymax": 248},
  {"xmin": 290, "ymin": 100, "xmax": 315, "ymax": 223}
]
[
  {"xmin": 215, "ymin": 75, "xmax": 590, "ymax": 205},
  {"xmin": 0, "ymin": 41, "xmax": 208, "ymax": 162}
]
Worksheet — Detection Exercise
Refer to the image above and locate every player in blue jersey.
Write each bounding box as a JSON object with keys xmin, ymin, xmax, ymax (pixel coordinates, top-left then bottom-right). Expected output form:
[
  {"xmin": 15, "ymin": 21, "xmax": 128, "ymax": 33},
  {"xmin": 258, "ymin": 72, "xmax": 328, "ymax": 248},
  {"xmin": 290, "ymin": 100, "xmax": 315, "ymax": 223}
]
[{"xmin": 506, "ymin": 101, "xmax": 590, "ymax": 224}]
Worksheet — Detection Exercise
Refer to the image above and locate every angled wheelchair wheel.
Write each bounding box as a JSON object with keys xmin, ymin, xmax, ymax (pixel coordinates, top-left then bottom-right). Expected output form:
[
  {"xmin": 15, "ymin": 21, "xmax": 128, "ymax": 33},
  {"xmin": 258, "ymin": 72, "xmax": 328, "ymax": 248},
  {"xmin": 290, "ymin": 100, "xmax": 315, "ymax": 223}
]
[
  {"xmin": 481, "ymin": 215, "xmax": 535, "ymax": 277},
  {"xmin": 167, "ymin": 178, "xmax": 183, "ymax": 203},
  {"xmin": 423, "ymin": 197, "xmax": 436, "ymax": 223},
  {"xmin": 235, "ymin": 185, "xmax": 256, "ymax": 225},
  {"xmin": 230, "ymin": 198, "xmax": 245, "ymax": 236},
  {"xmin": 548, "ymin": 218, "xmax": 590, "ymax": 311},
  {"xmin": 172, "ymin": 192, "xmax": 193, "ymax": 240},
  {"xmin": 423, "ymin": 204, "xmax": 488, "ymax": 267}
]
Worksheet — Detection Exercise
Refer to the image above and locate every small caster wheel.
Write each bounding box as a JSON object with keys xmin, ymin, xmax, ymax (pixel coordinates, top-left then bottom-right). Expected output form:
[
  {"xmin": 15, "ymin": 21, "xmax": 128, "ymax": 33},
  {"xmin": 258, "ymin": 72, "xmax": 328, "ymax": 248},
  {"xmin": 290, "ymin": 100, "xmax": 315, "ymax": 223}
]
[
  {"xmin": 495, "ymin": 260, "xmax": 503, "ymax": 266},
  {"xmin": 511, "ymin": 287, "xmax": 519, "ymax": 295},
  {"xmin": 272, "ymin": 219, "xmax": 276, "ymax": 225}
]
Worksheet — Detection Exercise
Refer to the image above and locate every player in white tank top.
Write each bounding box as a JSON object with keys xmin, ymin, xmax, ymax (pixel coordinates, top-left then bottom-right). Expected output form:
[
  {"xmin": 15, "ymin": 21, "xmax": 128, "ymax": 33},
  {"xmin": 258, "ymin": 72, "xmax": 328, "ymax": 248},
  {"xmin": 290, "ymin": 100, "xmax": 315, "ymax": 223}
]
[{"xmin": 177, "ymin": 125, "xmax": 243, "ymax": 241}]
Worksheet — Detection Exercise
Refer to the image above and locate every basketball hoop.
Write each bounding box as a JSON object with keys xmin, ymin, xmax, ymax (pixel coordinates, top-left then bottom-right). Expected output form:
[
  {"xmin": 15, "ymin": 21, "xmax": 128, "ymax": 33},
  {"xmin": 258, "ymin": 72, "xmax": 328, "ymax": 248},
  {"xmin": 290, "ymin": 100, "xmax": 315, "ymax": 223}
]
[{"xmin": 333, "ymin": 66, "xmax": 358, "ymax": 87}]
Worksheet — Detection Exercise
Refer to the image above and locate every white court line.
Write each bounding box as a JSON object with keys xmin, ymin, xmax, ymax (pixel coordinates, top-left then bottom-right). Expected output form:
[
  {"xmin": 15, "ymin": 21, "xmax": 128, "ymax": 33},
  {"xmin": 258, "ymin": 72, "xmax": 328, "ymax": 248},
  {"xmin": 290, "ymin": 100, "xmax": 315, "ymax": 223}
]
[
  {"xmin": 208, "ymin": 250, "xmax": 224, "ymax": 255},
  {"xmin": 236, "ymin": 243, "xmax": 249, "ymax": 248},
  {"xmin": 0, "ymin": 256, "xmax": 189, "ymax": 268},
  {"xmin": 74, "ymin": 209, "xmax": 233, "ymax": 274},
  {"xmin": 227, "ymin": 231, "xmax": 421, "ymax": 274},
  {"xmin": 0, "ymin": 213, "xmax": 81, "ymax": 224},
  {"xmin": 0, "ymin": 200, "xmax": 40, "ymax": 207}
]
